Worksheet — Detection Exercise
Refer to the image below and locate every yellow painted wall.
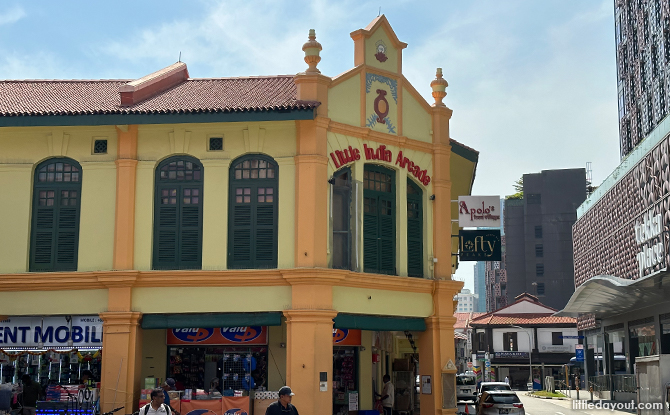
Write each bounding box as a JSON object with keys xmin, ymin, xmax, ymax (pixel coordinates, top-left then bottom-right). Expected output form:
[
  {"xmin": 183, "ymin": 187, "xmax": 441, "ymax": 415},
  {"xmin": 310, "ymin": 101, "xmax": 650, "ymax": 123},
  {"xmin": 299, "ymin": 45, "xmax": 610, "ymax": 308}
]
[
  {"xmin": 0, "ymin": 126, "xmax": 118, "ymax": 273},
  {"xmin": 0, "ymin": 289, "xmax": 108, "ymax": 315},
  {"xmin": 332, "ymin": 286, "xmax": 432, "ymax": 317},
  {"xmin": 140, "ymin": 329, "xmax": 168, "ymax": 382},
  {"xmin": 132, "ymin": 286, "xmax": 291, "ymax": 313},
  {"xmin": 326, "ymin": 133, "xmax": 433, "ymax": 277},
  {"xmin": 402, "ymin": 87, "xmax": 432, "ymax": 143},
  {"xmin": 78, "ymin": 162, "xmax": 116, "ymax": 271},
  {"xmin": 365, "ymin": 29, "xmax": 399, "ymax": 73},
  {"xmin": 328, "ymin": 75, "xmax": 361, "ymax": 126},
  {"xmin": 358, "ymin": 330, "xmax": 373, "ymax": 410},
  {"xmin": 0, "ymin": 165, "xmax": 32, "ymax": 272},
  {"xmin": 267, "ymin": 324, "xmax": 287, "ymax": 391},
  {"xmin": 134, "ymin": 122, "xmax": 297, "ymax": 271}
]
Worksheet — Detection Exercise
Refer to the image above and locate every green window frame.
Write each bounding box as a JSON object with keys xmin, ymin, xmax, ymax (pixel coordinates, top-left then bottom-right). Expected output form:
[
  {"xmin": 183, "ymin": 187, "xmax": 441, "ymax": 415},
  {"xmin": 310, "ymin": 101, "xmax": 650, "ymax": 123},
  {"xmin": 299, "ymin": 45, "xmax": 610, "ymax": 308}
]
[
  {"xmin": 153, "ymin": 156, "xmax": 204, "ymax": 270},
  {"xmin": 30, "ymin": 158, "xmax": 82, "ymax": 272},
  {"xmin": 407, "ymin": 178, "xmax": 423, "ymax": 277},
  {"xmin": 363, "ymin": 165, "xmax": 395, "ymax": 275},
  {"xmin": 228, "ymin": 154, "xmax": 278, "ymax": 269}
]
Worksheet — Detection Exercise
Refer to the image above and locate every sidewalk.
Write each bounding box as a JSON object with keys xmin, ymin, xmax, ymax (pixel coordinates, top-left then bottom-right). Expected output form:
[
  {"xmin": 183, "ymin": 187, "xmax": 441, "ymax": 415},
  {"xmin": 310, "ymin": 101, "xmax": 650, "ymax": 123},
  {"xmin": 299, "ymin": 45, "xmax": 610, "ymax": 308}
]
[{"xmin": 552, "ymin": 389, "xmax": 637, "ymax": 414}]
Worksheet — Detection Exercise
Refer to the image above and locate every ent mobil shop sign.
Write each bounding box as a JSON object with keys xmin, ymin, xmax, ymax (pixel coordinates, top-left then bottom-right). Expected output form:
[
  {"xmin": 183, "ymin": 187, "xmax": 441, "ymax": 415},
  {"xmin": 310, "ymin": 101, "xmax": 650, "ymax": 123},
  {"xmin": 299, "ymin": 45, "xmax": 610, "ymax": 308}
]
[
  {"xmin": 0, "ymin": 316, "xmax": 103, "ymax": 347},
  {"xmin": 458, "ymin": 196, "xmax": 501, "ymax": 227}
]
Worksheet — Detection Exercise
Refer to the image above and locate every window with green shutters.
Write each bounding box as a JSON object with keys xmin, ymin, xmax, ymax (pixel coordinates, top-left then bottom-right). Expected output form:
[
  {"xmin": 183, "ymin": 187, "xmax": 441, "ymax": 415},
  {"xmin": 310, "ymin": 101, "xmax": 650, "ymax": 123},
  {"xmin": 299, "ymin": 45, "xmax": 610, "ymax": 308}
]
[
  {"xmin": 228, "ymin": 155, "xmax": 278, "ymax": 269},
  {"xmin": 407, "ymin": 179, "xmax": 423, "ymax": 277},
  {"xmin": 30, "ymin": 158, "xmax": 82, "ymax": 272},
  {"xmin": 363, "ymin": 165, "xmax": 395, "ymax": 275},
  {"xmin": 153, "ymin": 156, "xmax": 204, "ymax": 270}
]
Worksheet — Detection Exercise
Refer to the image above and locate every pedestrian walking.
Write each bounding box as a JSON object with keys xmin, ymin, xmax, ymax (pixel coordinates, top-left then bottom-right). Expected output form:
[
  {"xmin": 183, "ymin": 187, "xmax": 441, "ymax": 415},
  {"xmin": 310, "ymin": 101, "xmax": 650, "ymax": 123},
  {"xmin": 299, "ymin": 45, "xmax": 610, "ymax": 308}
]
[
  {"xmin": 504, "ymin": 376, "xmax": 509, "ymax": 385},
  {"xmin": 265, "ymin": 386, "xmax": 298, "ymax": 415},
  {"xmin": 140, "ymin": 389, "xmax": 171, "ymax": 415}
]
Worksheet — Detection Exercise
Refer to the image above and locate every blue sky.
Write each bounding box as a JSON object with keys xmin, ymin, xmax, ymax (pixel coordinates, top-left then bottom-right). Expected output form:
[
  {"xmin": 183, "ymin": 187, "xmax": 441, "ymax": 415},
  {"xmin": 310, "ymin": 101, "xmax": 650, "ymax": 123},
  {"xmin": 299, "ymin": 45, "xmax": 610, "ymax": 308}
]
[{"xmin": 0, "ymin": 1, "xmax": 620, "ymax": 291}]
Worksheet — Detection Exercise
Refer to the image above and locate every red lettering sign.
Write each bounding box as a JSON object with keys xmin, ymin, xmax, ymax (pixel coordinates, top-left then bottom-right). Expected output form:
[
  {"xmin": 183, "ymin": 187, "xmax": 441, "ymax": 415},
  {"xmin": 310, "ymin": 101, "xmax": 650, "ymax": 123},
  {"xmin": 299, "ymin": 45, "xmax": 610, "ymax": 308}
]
[{"xmin": 328, "ymin": 145, "xmax": 431, "ymax": 186}]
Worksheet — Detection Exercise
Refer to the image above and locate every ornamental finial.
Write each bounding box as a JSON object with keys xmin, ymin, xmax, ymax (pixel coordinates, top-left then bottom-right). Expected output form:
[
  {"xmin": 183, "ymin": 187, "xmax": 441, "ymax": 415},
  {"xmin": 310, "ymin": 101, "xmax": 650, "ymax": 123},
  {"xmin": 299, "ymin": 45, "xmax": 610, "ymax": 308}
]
[
  {"xmin": 302, "ymin": 29, "xmax": 322, "ymax": 74},
  {"xmin": 430, "ymin": 68, "xmax": 448, "ymax": 106}
]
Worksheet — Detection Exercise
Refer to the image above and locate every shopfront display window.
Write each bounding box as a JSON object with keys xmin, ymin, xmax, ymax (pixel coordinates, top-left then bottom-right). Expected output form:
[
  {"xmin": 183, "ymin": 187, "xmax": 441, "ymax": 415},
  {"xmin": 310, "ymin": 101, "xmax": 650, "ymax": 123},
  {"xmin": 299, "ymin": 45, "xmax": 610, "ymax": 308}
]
[
  {"xmin": 660, "ymin": 313, "xmax": 670, "ymax": 354},
  {"xmin": 168, "ymin": 346, "xmax": 268, "ymax": 392},
  {"xmin": 629, "ymin": 317, "xmax": 656, "ymax": 362},
  {"xmin": 0, "ymin": 349, "xmax": 101, "ymax": 386},
  {"xmin": 333, "ymin": 348, "xmax": 357, "ymax": 415}
]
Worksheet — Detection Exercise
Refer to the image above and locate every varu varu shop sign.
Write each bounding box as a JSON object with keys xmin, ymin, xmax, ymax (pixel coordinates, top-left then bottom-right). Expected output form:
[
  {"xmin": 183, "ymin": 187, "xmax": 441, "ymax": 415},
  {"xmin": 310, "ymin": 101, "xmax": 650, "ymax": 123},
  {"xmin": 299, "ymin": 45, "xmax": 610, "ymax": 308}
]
[{"xmin": 330, "ymin": 143, "xmax": 431, "ymax": 186}]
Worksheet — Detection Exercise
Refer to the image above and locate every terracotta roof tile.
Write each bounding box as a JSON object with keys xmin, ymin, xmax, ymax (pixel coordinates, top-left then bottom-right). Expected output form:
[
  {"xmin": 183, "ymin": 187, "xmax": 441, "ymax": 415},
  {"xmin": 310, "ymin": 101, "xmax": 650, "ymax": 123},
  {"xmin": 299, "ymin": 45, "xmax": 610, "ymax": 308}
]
[
  {"xmin": 0, "ymin": 76, "xmax": 318, "ymax": 117},
  {"xmin": 470, "ymin": 313, "xmax": 576, "ymax": 326},
  {"xmin": 453, "ymin": 312, "xmax": 486, "ymax": 329}
]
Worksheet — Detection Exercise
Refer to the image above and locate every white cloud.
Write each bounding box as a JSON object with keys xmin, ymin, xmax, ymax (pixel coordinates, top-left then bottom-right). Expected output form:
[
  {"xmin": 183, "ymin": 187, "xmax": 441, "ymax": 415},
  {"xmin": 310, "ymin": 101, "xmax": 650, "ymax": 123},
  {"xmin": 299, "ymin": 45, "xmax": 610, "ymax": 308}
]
[{"xmin": 0, "ymin": 5, "xmax": 25, "ymax": 26}]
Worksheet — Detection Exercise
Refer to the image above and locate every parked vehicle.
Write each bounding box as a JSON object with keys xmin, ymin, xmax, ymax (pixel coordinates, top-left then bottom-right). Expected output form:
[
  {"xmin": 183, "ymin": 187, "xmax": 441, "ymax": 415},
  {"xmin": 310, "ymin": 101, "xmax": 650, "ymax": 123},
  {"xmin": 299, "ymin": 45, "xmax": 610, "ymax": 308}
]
[
  {"xmin": 456, "ymin": 374, "xmax": 477, "ymax": 401},
  {"xmin": 476, "ymin": 391, "xmax": 524, "ymax": 415},
  {"xmin": 475, "ymin": 382, "xmax": 512, "ymax": 407}
]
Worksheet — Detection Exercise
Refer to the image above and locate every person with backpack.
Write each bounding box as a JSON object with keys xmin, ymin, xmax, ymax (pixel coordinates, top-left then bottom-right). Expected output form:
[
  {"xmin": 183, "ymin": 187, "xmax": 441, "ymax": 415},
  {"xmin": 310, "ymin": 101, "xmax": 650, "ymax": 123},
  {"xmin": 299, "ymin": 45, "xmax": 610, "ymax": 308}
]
[{"xmin": 141, "ymin": 389, "xmax": 172, "ymax": 415}]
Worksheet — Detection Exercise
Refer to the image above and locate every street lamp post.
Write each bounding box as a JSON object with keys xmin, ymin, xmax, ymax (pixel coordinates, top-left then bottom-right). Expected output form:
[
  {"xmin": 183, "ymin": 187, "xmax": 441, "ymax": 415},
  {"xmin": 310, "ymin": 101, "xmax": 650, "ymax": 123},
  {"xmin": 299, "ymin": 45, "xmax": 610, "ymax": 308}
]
[{"xmin": 511, "ymin": 325, "xmax": 533, "ymax": 390}]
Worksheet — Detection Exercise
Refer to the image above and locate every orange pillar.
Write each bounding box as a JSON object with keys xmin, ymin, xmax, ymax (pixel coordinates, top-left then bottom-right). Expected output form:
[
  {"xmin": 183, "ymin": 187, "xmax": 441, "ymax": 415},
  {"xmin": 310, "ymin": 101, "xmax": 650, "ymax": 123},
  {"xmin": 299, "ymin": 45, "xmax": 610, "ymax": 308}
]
[
  {"xmin": 419, "ymin": 280, "xmax": 462, "ymax": 415},
  {"xmin": 283, "ymin": 272, "xmax": 340, "ymax": 415},
  {"xmin": 99, "ymin": 311, "xmax": 142, "ymax": 414},
  {"xmin": 113, "ymin": 125, "xmax": 138, "ymax": 270},
  {"xmin": 294, "ymin": 72, "xmax": 330, "ymax": 268}
]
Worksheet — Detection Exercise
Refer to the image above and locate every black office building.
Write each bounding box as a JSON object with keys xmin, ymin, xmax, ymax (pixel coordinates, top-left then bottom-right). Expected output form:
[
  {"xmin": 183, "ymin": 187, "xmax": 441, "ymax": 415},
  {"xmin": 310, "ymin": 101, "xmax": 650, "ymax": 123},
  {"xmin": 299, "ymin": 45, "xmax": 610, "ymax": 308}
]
[{"xmin": 504, "ymin": 169, "xmax": 587, "ymax": 310}]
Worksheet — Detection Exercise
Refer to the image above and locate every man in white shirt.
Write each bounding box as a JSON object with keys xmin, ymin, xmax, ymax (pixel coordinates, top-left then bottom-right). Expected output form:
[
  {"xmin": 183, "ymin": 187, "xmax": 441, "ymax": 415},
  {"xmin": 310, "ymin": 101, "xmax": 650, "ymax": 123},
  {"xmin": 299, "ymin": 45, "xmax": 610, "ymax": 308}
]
[
  {"xmin": 377, "ymin": 375, "xmax": 394, "ymax": 415},
  {"xmin": 141, "ymin": 389, "xmax": 171, "ymax": 415}
]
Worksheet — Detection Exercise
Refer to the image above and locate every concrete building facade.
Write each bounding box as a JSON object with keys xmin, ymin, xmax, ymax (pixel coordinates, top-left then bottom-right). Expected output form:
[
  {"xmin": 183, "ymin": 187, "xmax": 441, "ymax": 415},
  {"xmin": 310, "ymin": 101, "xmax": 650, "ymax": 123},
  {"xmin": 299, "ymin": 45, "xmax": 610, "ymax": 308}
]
[{"xmin": 504, "ymin": 169, "xmax": 586, "ymax": 311}]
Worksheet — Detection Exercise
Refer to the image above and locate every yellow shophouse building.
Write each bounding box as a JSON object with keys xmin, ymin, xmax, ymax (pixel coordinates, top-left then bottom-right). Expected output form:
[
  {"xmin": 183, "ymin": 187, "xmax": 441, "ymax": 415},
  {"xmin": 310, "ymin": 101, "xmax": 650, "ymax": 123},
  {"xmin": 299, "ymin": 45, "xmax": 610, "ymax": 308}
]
[{"xmin": 0, "ymin": 16, "xmax": 478, "ymax": 415}]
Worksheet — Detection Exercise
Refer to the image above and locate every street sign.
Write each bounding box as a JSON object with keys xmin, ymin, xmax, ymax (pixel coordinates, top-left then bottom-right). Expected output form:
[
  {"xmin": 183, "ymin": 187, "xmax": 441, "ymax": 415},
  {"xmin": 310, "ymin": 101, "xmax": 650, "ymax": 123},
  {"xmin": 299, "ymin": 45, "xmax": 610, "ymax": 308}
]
[
  {"xmin": 467, "ymin": 361, "xmax": 473, "ymax": 369},
  {"xmin": 575, "ymin": 344, "xmax": 584, "ymax": 362},
  {"xmin": 560, "ymin": 335, "xmax": 584, "ymax": 339},
  {"xmin": 485, "ymin": 360, "xmax": 491, "ymax": 368}
]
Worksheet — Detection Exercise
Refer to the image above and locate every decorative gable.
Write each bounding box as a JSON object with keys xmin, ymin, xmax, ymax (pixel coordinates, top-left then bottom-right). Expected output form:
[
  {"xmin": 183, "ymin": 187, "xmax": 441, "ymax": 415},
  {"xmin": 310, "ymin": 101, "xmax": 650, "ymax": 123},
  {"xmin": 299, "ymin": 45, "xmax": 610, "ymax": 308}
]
[{"xmin": 350, "ymin": 15, "xmax": 408, "ymax": 74}]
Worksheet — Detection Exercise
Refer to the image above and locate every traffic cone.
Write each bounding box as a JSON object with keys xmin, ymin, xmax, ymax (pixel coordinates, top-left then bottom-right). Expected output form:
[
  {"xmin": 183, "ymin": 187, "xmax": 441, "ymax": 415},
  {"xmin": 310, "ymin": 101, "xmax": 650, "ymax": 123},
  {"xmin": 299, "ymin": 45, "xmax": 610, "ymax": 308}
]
[{"xmin": 465, "ymin": 403, "xmax": 469, "ymax": 414}]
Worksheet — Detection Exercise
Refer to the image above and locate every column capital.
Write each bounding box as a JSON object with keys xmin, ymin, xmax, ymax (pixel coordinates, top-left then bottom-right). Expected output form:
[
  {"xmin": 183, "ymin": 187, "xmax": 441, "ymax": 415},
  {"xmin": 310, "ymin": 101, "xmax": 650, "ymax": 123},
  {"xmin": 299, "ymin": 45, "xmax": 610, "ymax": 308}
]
[
  {"xmin": 293, "ymin": 154, "xmax": 329, "ymax": 166},
  {"xmin": 96, "ymin": 271, "xmax": 139, "ymax": 288},
  {"xmin": 283, "ymin": 309, "xmax": 337, "ymax": 323},
  {"xmin": 99, "ymin": 311, "xmax": 141, "ymax": 323}
]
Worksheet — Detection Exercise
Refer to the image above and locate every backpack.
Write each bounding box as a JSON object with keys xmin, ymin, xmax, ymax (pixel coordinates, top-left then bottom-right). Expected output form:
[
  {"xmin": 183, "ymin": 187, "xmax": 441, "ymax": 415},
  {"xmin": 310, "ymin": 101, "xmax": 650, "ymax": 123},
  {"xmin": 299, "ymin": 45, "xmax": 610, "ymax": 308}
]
[{"xmin": 144, "ymin": 403, "xmax": 171, "ymax": 415}]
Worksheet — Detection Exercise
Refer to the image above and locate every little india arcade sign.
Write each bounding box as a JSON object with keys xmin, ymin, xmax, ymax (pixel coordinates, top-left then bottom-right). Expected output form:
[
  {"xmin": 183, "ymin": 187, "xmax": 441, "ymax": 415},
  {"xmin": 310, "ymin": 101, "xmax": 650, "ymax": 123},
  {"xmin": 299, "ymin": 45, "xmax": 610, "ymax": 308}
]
[{"xmin": 330, "ymin": 144, "xmax": 431, "ymax": 186}]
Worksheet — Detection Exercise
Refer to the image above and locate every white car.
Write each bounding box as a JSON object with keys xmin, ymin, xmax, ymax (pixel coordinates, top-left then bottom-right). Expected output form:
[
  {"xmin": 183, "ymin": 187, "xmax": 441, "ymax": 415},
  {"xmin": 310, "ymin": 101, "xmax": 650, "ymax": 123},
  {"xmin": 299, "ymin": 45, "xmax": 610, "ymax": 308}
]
[
  {"xmin": 475, "ymin": 382, "xmax": 512, "ymax": 407},
  {"xmin": 456, "ymin": 374, "xmax": 477, "ymax": 401}
]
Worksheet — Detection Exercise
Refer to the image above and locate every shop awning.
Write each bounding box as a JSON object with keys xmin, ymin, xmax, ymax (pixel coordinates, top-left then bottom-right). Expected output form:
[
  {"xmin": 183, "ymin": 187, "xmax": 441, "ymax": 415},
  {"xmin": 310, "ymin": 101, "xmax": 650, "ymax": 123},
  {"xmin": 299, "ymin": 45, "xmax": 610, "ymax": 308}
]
[
  {"xmin": 141, "ymin": 312, "xmax": 282, "ymax": 329},
  {"xmin": 333, "ymin": 313, "xmax": 426, "ymax": 331},
  {"xmin": 555, "ymin": 272, "xmax": 670, "ymax": 318}
]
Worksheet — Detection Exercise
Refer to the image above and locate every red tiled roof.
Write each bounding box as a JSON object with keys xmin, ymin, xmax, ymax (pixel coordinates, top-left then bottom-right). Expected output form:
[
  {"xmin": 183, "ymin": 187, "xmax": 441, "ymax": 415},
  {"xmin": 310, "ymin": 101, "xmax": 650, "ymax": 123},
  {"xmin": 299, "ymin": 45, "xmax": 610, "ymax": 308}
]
[
  {"xmin": 0, "ymin": 76, "xmax": 318, "ymax": 117},
  {"xmin": 454, "ymin": 312, "xmax": 486, "ymax": 329},
  {"xmin": 470, "ymin": 313, "xmax": 576, "ymax": 326}
]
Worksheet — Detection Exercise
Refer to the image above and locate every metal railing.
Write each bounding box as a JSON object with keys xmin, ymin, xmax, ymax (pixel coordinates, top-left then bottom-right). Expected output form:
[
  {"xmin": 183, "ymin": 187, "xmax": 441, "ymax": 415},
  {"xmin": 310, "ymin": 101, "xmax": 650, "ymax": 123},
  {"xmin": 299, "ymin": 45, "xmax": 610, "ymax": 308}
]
[
  {"xmin": 612, "ymin": 374, "xmax": 637, "ymax": 393},
  {"xmin": 589, "ymin": 374, "xmax": 637, "ymax": 396}
]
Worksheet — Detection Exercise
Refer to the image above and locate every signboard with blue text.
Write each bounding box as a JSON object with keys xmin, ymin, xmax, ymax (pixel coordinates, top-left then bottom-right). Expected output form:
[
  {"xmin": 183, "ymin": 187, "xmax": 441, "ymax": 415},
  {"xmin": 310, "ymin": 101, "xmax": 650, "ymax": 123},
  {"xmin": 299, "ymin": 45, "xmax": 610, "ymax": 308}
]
[
  {"xmin": 0, "ymin": 315, "xmax": 103, "ymax": 348},
  {"xmin": 575, "ymin": 344, "xmax": 584, "ymax": 362}
]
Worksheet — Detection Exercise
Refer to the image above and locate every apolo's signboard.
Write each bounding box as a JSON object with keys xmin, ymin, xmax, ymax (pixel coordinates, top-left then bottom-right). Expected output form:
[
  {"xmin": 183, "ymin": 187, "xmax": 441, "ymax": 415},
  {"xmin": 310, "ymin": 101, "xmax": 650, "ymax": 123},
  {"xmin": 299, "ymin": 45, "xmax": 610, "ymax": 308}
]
[{"xmin": 458, "ymin": 230, "xmax": 501, "ymax": 261}]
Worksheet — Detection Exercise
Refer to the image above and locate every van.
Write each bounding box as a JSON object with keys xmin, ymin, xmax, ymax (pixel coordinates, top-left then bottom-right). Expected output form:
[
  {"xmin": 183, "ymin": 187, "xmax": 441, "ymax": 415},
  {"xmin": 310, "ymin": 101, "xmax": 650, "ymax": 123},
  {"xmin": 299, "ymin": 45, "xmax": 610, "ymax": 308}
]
[{"xmin": 456, "ymin": 374, "xmax": 477, "ymax": 401}]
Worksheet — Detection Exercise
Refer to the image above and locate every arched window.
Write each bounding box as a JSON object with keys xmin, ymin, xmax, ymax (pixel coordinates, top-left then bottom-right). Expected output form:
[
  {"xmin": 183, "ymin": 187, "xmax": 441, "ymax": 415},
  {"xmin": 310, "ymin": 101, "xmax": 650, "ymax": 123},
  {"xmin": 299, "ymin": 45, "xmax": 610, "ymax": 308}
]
[
  {"xmin": 30, "ymin": 158, "xmax": 82, "ymax": 271},
  {"xmin": 228, "ymin": 155, "xmax": 278, "ymax": 269},
  {"xmin": 363, "ymin": 165, "xmax": 395, "ymax": 275},
  {"xmin": 407, "ymin": 179, "xmax": 423, "ymax": 277},
  {"xmin": 153, "ymin": 156, "xmax": 203, "ymax": 270}
]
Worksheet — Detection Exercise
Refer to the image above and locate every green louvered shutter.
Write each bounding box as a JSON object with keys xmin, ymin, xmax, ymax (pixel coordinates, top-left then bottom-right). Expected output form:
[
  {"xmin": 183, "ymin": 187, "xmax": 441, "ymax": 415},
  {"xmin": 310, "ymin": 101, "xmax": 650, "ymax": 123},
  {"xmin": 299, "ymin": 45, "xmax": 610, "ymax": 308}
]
[
  {"xmin": 407, "ymin": 179, "xmax": 423, "ymax": 277},
  {"xmin": 30, "ymin": 159, "xmax": 82, "ymax": 272},
  {"xmin": 228, "ymin": 156, "xmax": 278, "ymax": 269},
  {"xmin": 363, "ymin": 196, "xmax": 379, "ymax": 272},
  {"xmin": 363, "ymin": 166, "xmax": 395, "ymax": 275},
  {"xmin": 153, "ymin": 157, "xmax": 203, "ymax": 270}
]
